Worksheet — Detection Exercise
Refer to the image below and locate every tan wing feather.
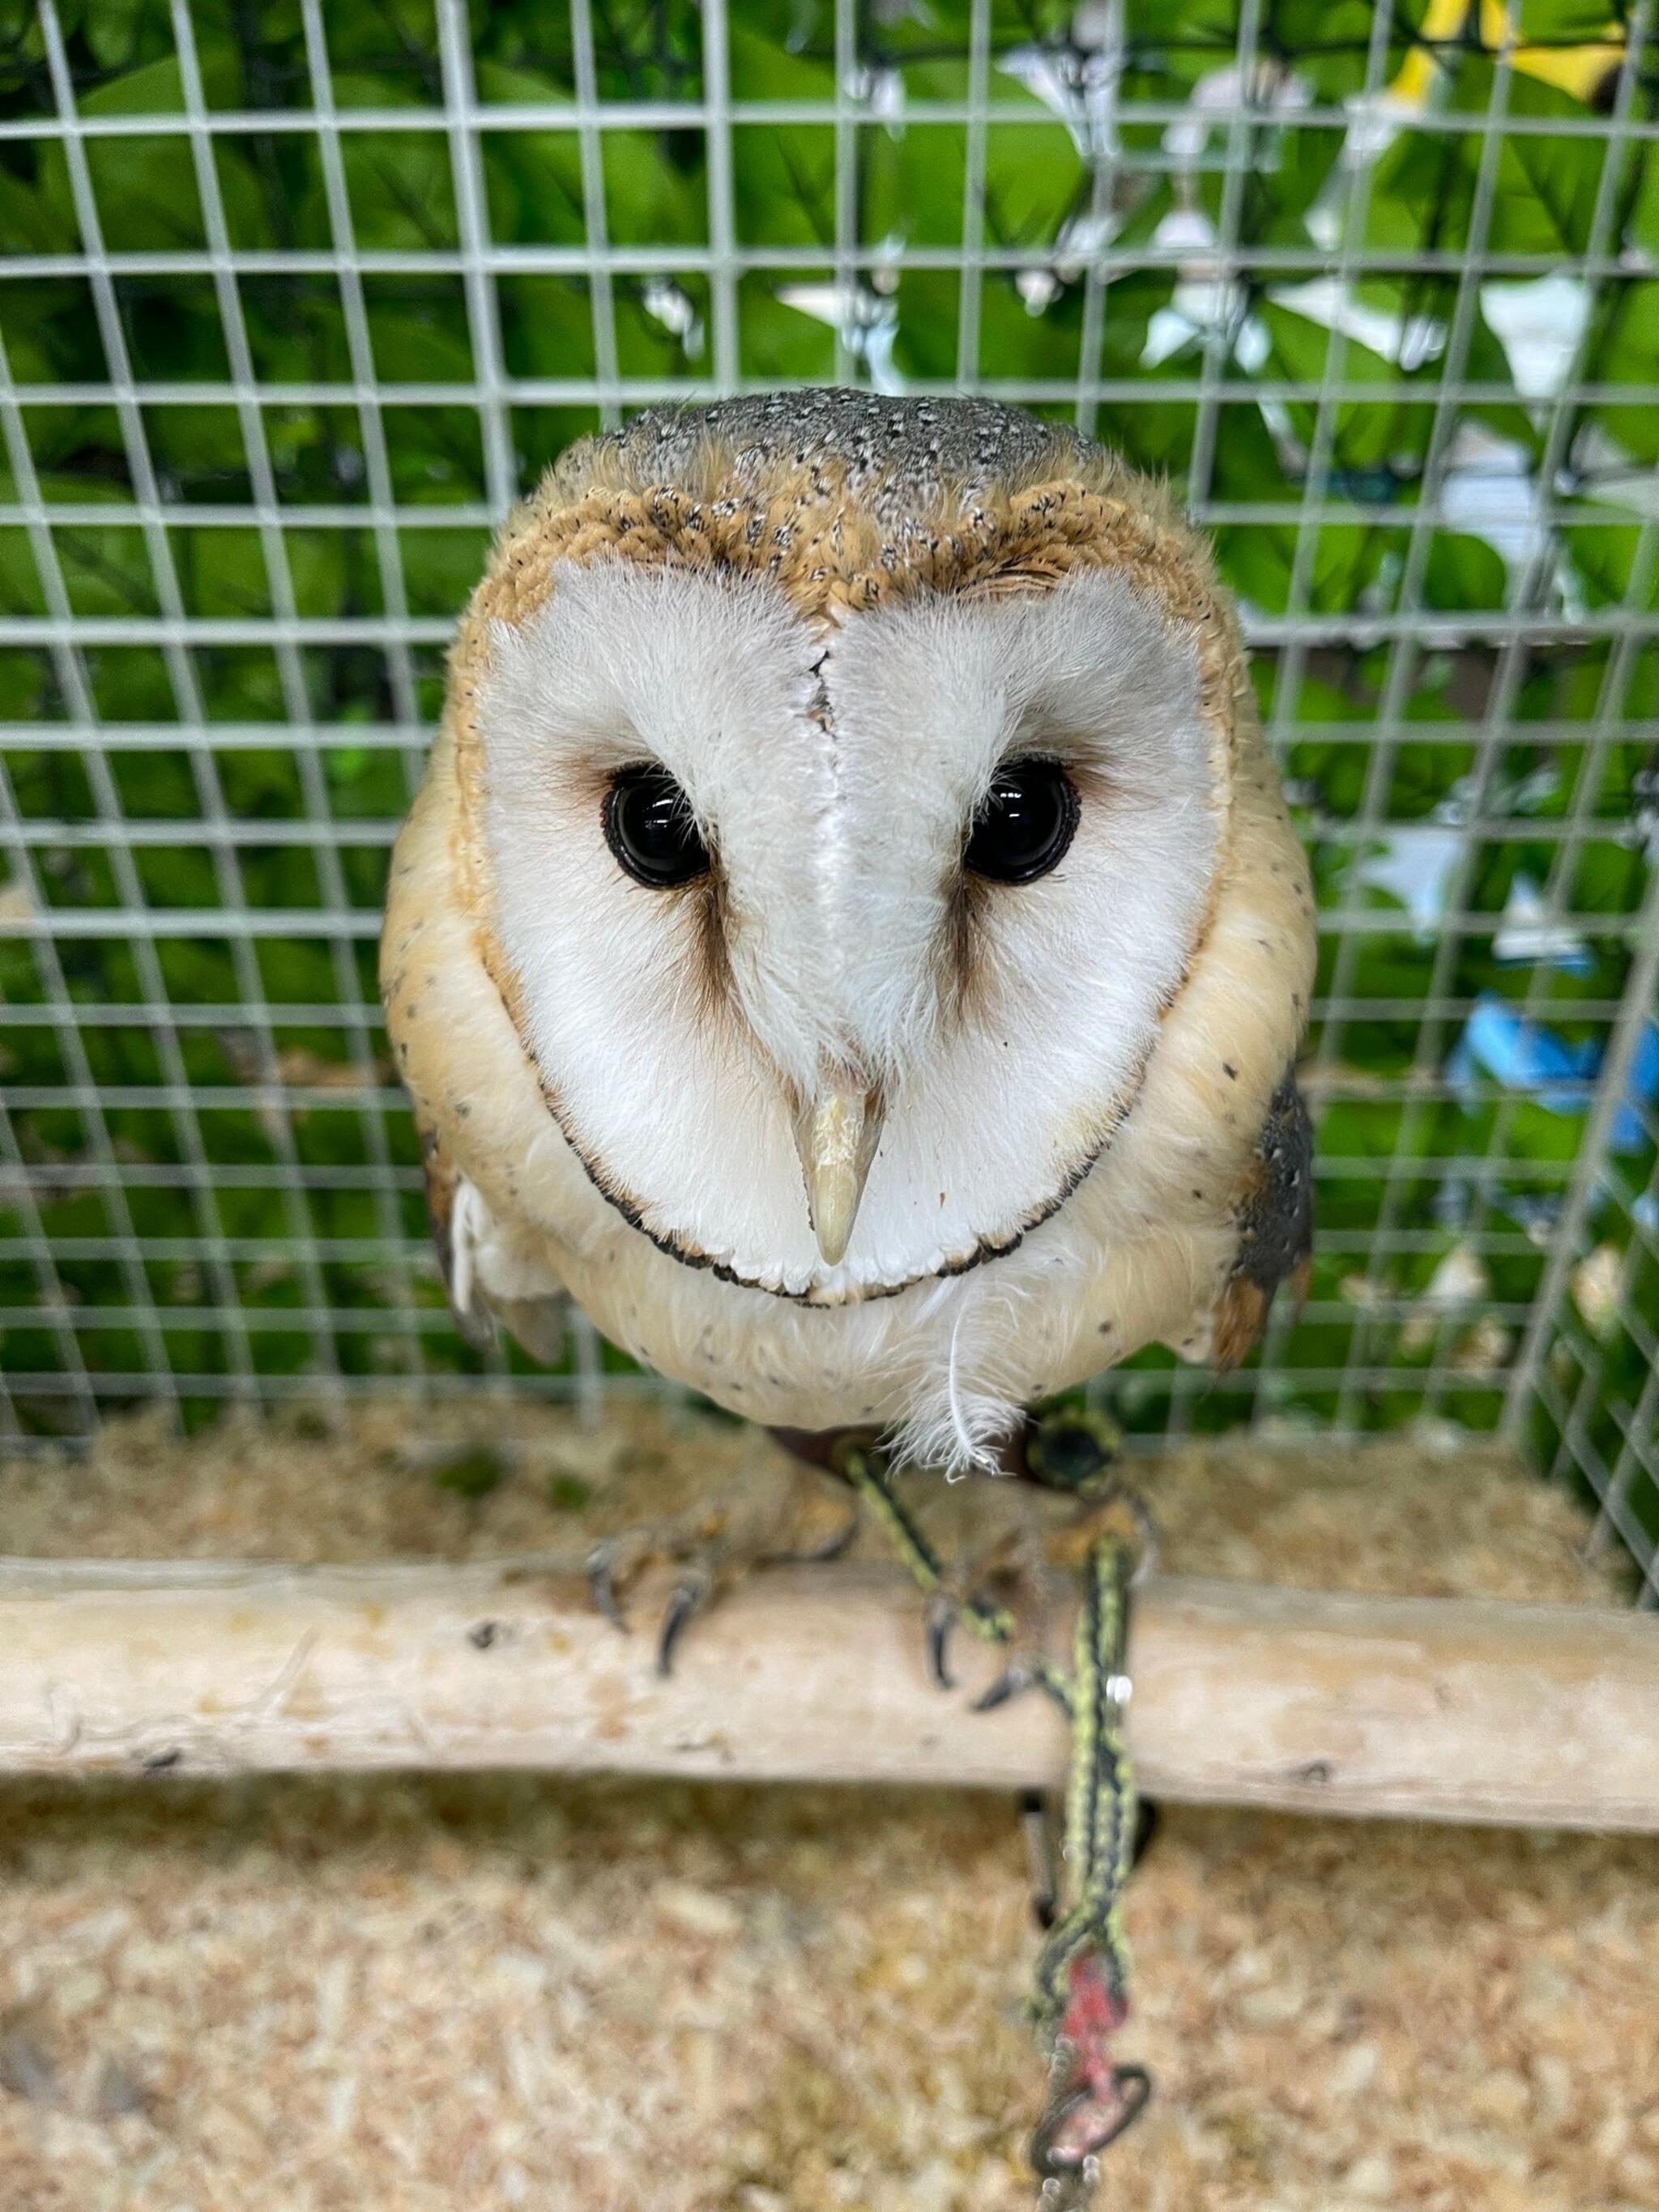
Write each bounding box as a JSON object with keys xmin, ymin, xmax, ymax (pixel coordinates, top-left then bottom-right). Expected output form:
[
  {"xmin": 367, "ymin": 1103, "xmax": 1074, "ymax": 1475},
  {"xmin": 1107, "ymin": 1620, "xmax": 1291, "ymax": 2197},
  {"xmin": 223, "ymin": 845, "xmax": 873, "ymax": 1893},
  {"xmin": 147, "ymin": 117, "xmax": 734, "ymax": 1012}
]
[{"xmin": 383, "ymin": 731, "xmax": 571, "ymax": 1366}]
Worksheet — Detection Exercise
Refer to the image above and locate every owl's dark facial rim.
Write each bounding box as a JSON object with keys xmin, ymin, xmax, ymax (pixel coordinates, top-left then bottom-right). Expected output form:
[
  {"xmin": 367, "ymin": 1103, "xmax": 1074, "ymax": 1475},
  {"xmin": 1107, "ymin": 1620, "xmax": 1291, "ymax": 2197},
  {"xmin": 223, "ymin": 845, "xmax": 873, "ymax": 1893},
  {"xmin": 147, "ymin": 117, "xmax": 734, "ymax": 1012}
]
[
  {"xmin": 603, "ymin": 762, "xmax": 711, "ymax": 887},
  {"xmin": 531, "ymin": 1043, "xmax": 1133, "ymax": 1307}
]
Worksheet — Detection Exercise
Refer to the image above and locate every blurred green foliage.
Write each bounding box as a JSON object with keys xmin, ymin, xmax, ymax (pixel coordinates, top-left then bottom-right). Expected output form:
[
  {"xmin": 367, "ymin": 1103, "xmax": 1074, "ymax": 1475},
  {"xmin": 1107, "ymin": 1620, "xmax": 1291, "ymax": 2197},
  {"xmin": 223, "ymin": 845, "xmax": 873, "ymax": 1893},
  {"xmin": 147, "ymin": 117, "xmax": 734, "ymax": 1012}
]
[{"xmin": 0, "ymin": 0, "xmax": 1653, "ymax": 1510}]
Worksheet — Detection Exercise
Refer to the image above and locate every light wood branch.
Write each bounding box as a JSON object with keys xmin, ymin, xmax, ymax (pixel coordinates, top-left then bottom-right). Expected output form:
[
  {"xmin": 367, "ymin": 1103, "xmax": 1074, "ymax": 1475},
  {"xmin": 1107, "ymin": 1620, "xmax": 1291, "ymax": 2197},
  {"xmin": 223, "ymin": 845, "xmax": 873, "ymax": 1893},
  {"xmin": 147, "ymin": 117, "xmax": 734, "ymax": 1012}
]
[{"xmin": 2, "ymin": 1555, "xmax": 1654, "ymax": 1831}]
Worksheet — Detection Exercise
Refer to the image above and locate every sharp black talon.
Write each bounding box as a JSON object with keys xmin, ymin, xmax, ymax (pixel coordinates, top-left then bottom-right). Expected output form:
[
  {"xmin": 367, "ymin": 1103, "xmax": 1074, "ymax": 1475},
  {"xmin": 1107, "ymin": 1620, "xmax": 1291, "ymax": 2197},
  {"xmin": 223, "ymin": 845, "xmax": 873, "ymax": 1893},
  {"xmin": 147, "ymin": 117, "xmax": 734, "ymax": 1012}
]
[
  {"xmin": 1019, "ymin": 1791, "xmax": 1059, "ymax": 1930},
  {"xmin": 588, "ymin": 1545, "xmax": 628, "ymax": 1633},
  {"xmin": 975, "ymin": 1656, "xmax": 1073, "ymax": 1717},
  {"xmin": 926, "ymin": 1595, "xmax": 957, "ymax": 1690},
  {"xmin": 656, "ymin": 1571, "xmax": 710, "ymax": 1677},
  {"xmin": 973, "ymin": 1665, "xmax": 1020, "ymax": 1712},
  {"xmin": 973, "ymin": 1659, "xmax": 1035, "ymax": 1713}
]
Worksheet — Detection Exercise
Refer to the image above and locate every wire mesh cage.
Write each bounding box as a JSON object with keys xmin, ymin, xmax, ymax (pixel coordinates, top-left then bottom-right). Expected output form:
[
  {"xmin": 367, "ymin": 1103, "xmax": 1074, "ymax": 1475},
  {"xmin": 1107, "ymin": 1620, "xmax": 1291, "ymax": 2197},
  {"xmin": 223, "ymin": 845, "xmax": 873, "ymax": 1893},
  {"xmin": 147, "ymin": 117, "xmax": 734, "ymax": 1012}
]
[{"xmin": 0, "ymin": 0, "xmax": 1654, "ymax": 1599}]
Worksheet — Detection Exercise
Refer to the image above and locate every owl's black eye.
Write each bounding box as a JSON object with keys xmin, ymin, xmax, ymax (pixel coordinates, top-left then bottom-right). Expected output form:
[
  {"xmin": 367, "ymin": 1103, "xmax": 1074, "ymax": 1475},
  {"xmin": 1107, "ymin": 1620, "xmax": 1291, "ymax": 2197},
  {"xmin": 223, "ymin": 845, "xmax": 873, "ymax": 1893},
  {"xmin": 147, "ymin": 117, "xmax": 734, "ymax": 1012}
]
[
  {"xmin": 964, "ymin": 757, "xmax": 1079, "ymax": 884},
  {"xmin": 604, "ymin": 765, "xmax": 710, "ymax": 888}
]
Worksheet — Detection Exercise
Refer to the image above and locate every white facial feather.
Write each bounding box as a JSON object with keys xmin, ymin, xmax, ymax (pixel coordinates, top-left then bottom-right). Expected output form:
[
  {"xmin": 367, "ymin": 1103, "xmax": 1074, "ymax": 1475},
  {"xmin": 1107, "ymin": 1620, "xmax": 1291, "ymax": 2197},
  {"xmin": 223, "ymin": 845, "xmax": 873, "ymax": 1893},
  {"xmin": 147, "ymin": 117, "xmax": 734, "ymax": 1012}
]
[{"xmin": 477, "ymin": 558, "xmax": 1219, "ymax": 1305}]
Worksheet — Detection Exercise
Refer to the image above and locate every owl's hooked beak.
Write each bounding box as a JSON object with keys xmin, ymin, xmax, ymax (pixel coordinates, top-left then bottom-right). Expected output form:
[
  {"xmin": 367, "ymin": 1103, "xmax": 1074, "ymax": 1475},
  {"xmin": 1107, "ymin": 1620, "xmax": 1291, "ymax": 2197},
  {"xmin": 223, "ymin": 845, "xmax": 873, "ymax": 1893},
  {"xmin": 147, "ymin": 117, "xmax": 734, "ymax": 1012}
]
[{"xmin": 794, "ymin": 1081, "xmax": 884, "ymax": 1266}]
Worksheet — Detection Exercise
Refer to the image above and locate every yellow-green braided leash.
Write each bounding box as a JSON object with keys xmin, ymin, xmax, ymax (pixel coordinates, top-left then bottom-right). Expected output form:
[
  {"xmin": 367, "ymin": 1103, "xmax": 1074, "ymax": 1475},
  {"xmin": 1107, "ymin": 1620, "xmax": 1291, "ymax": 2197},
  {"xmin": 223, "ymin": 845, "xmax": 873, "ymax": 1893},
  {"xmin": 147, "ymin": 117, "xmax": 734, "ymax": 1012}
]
[
  {"xmin": 838, "ymin": 1426, "xmax": 1150, "ymax": 2201},
  {"xmin": 1027, "ymin": 1531, "xmax": 1149, "ymax": 2201},
  {"xmin": 1031, "ymin": 1536, "xmax": 1135, "ymax": 2031}
]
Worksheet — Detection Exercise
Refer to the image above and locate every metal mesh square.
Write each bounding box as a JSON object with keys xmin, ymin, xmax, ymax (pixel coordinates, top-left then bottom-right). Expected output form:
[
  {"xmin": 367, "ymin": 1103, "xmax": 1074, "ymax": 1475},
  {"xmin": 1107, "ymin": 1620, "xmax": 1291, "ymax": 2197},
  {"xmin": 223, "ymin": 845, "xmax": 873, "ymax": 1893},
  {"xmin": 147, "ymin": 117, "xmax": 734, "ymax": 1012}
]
[{"xmin": 0, "ymin": 0, "xmax": 1654, "ymax": 1598}]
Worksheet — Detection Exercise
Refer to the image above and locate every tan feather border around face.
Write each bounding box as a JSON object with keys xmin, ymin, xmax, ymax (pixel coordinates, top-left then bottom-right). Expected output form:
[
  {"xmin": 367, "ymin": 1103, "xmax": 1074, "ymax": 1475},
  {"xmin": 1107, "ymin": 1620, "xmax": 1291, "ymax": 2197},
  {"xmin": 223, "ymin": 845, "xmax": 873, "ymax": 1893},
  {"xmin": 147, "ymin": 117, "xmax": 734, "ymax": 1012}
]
[{"xmin": 444, "ymin": 453, "xmax": 1253, "ymax": 880}]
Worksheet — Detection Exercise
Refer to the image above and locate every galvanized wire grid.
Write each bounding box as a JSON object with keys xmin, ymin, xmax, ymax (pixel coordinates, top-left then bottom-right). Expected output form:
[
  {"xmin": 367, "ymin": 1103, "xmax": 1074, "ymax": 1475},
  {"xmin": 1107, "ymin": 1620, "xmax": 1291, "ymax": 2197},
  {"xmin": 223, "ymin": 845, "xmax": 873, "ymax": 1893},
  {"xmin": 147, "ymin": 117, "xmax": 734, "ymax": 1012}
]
[{"xmin": 0, "ymin": 2, "xmax": 1654, "ymax": 1594}]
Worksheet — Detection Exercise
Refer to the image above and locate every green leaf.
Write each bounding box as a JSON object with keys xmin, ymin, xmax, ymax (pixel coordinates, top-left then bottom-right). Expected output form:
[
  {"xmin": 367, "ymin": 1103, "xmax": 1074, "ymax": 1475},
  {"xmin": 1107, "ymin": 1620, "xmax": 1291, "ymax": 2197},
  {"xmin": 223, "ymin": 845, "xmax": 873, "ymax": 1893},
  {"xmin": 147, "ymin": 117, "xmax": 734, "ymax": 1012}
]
[
  {"xmin": 497, "ymin": 275, "xmax": 596, "ymax": 378},
  {"xmin": 727, "ymin": 17, "xmax": 837, "ymax": 100},
  {"xmin": 975, "ymin": 279, "xmax": 1084, "ymax": 386},
  {"xmin": 54, "ymin": 522, "xmax": 164, "ymax": 620},
  {"xmin": 861, "ymin": 127, "xmax": 969, "ymax": 249},
  {"xmin": 602, "ymin": 131, "xmax": 708, "ymax": 247},
  {"xmin": 1566, "ymin": 504, "xmax": 1656, "ymax": 608},
  {"xmin": 731, "ymin": 124, "xmax": 835, "ymax": 248},
  {"xmin": 0, "ymin": 529, "xmax": 48, "ymax": 619},
  {"xmin": 0, "ymin": 174, "xmax": 77, "ymax": 256},
  {"xmin": 984, "ymin": 123, "xmax": 1088, "ymax": 247},
  {"xmin": 736, "ymin": 280, "xmax": 837, "ymax": 384},
  {"xmin": 362, "ymin": 300, "xmax": 476, "ymax": 385},
  {"xmin": 1422, "ymin": 531, "xmax": 1508, "ymax": 612},
  {"xmin": 1368, "ymin": 59, "xmax": 1608, "ymax": 262},
  {"xmin": 481, "ymin": 132, "xmax": 586, "ymax": 250},
  {"xmin": 79, "ymin": 52, "xmax": 188, "ymax": 115},
  {"xmin": 343, "ymin": 135, "xmax": 460, "ymax": 251},
  {"xmin": 1589, "ymin": 280, "xmax": 1659, "ymax": 462},
  {"xmin": 1257, "ymin": 299, "xmax": 1402, "ymax": 470},
  {"xmin": 1450, "ymin": 61, "xmax": 1607, "ymax": 257},
  {"xmin": 1260, "ymin": 0, "xmax": 1435, "ymax": 100}
]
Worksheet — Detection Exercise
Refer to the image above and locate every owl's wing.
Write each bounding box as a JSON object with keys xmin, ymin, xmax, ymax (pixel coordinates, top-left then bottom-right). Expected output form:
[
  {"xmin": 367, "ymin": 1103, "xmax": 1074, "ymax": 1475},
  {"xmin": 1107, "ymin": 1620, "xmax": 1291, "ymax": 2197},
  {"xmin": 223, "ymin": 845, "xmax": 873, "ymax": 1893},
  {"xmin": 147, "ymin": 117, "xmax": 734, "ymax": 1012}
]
[
  {"xmin": 386, "ymin": 724, "xmax": 574, "ymax": 1370},
  {"xmin": 1210, "ymin": 1068, "xmax": 1314, "ymax": 1371},
  {"xmin": 419, "ymin": 1121, "xmax": 488, "ymax": 1350},
  {"xmin": 418, "ymin": 1121, "xmax": 571, "ymax": 1366}
]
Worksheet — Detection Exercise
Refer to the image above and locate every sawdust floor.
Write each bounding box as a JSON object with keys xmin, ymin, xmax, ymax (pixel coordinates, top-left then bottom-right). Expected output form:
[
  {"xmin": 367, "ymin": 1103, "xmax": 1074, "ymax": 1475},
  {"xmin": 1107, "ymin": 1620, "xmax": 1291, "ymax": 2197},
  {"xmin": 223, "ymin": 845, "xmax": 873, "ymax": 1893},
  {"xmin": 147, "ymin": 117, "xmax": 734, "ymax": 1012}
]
[{"xmin": 0, "ymin": 1404, "xmax": 1654, "ymax": 2212}]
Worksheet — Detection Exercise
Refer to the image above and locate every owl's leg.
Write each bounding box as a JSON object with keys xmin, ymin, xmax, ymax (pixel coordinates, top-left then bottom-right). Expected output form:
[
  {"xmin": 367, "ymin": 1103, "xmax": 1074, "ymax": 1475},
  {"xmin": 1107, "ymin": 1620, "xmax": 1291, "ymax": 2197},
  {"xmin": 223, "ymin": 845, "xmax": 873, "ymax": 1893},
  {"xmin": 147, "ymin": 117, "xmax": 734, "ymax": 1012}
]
[
  {"xmin": 827, "ymin": 1439, "xmax": 1069, "ymax": 1709},
  {"xmin": 973, "ymin": 1413, "xmax": 1157, "ymax": 1713},
  {"xmin": 587, "ymin": 1461, "xmax": 857, "ymax": 1676},
  {"xmin": 837, "ymin": 1443, "xmax": 1038, "ymax": 1686},
  {"xmin": 842, "ymin": 1409, "xmax": 1141, "ymax": 1710}
]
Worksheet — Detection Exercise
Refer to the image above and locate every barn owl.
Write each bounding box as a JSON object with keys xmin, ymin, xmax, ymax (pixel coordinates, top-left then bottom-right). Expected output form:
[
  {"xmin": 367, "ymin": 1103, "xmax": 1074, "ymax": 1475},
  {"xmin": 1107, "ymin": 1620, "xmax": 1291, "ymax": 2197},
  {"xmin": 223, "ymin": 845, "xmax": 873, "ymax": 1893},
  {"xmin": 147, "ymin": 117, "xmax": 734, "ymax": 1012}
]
[{"xmin": 382, "ymin": 391, "xmax": 1315, "ymax": 1515}]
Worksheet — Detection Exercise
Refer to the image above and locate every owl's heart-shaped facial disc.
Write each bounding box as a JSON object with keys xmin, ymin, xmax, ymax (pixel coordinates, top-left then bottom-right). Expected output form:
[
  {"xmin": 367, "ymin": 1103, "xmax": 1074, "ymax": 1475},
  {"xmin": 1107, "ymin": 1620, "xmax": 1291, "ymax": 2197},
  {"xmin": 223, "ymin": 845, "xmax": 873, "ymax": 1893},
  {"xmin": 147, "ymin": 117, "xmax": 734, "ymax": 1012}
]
[{"xmin": 475, "ymin": 556, "xmax": 1221, "ymax": 1303}]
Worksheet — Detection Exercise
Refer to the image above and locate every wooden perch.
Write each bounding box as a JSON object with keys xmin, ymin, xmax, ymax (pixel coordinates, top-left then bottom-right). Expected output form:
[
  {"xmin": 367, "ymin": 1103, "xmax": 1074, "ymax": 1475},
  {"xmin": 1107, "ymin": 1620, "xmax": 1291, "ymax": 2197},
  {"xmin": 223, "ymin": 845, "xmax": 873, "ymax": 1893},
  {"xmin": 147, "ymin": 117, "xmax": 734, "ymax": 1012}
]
[{"xmin": 1, "ymin": 1554, "xmax": 1655, "ymax": 1832}]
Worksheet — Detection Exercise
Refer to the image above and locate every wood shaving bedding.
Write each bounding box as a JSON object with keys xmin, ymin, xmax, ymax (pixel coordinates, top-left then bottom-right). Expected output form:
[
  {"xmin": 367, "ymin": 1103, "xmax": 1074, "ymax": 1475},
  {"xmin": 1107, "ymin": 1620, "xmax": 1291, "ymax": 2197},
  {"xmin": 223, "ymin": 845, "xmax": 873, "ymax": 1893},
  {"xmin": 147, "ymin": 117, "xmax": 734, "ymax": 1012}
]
[{"xmin": 0, "ymin": 1404, "xmax": 1649, "ymax": 2211}]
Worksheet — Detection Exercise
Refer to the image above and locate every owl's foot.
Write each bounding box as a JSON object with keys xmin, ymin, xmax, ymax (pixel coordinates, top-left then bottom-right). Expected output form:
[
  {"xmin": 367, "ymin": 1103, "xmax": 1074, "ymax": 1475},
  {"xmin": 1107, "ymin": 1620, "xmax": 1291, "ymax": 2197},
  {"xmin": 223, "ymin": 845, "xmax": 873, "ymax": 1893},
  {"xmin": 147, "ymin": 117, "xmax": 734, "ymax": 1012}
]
[
  {"xmin": 835, "ymin": 1442, "xmax": 1070, "ymax": 1708},
  {"xmin": 980, "ymin": 1405, "xmax": 1149, "ymax": 1690},
  {"xmin": 840, "ymin": 1409, "xmax": 1149, "ymax": 1711},
  {"xmin": 960, "ymin": 1481, "xmax": 1156, "ymax": 1712},
  {"xmin": 940, "ymin": 1545, "xmax": 1073, "ymax": 1713},
  {"xmin": 587, "ymin": 1463, "xmax": 857, "ymax": 1676},
  {"xmin": 1014, "ymin": 1404, "xmax": 1124, "ymax": 1498}
]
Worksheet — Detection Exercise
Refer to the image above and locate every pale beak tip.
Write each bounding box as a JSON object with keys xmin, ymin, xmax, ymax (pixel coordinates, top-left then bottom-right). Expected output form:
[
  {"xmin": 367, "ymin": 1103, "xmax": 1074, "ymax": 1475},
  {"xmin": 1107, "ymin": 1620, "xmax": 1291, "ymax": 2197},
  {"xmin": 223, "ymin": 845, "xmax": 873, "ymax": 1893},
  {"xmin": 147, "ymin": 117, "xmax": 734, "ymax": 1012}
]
[
  {"xmin": 795, "ymin": 1082, "xmax": 883, "ymax": 1270},
  {"xmin": 812, "ymin": 1207, "xmax": 854, "ymax": 1268}
]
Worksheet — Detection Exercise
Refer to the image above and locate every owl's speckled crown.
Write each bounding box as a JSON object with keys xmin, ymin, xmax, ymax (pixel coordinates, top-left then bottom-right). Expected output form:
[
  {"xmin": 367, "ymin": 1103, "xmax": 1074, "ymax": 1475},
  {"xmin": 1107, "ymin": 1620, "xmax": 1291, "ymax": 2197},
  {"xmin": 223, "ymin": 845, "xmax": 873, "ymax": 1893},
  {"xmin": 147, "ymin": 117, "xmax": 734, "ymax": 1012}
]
[
  {"xmin": 551, "ymin": 388, "xmax": 1109, "ymax": 531},
  {"xmin": 446, "ymin": 392, "xmax": 1256, "ymax": 840}
]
